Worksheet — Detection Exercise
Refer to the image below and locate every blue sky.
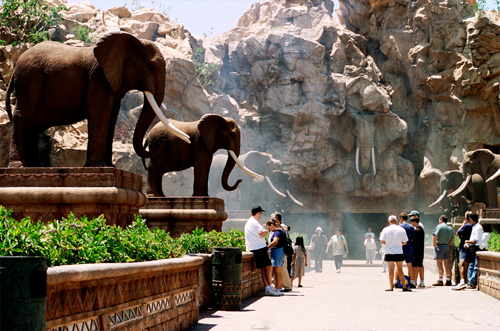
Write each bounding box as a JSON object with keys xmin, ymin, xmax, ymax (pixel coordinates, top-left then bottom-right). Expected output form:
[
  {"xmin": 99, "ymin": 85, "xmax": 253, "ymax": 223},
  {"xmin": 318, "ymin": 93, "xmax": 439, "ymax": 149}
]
[{"xmin": 79, "ymin": 0, "xmax": 498, "ymax": 37}]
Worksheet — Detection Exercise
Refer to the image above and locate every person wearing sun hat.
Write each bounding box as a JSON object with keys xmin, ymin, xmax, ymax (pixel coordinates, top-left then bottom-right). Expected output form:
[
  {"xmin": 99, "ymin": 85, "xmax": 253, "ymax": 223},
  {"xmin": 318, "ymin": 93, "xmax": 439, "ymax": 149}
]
[{"xmin": 310, "ymin": 226, "xmax": 327, "ymax": 273}]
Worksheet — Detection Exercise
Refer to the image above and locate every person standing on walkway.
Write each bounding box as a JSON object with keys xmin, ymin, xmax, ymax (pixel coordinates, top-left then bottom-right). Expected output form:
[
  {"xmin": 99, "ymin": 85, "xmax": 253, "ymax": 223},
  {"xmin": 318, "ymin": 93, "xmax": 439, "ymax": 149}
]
[
  {"xmin": 326, "ymin": 228, "xmax": 348, "ymax": 273},
  {"xmin": 272, "ymin": 212, "xmax": 292, "ymax": 292},
  {"xmin": 244, "ymin": 206, "xmax": 281, "ymax": 296},
  {"xmin": 267, "ymin": 219, "xmax": 287, "ymax": 294},
  {"xmin": 380, "ymin": 215, "xmax": 410, "ymax": 292},
  {"xmin": 364, "ymin": 234, "xmax": 377, "ymax": 264},
  {"xmin": 365, "ymin": 227, "xmax": 375, "ymax": 239},
  {"xmin": 310, "ymin": 227, "xmax": 328, "ymax": 273},
  {"xmin": 453, "ymin": 211, "xmax": 473, "ymax": 291},
  {"xmin": 464, "ymin": 213, "xmax": 483, "ymax": 289},
  {"xmin": 410, "ymin": 215, "xmax": 425, "ymax": 287},
  {"xmin": 432, "ymin": 215, "xmax": 454, "ymax": 286},
  {"xmin": 399, "ymin": 212, "xmax": 416, "ymax": 288},
  {"xmin": 290, "ymin": 236, "xmax": 307, "ymax": 287}
]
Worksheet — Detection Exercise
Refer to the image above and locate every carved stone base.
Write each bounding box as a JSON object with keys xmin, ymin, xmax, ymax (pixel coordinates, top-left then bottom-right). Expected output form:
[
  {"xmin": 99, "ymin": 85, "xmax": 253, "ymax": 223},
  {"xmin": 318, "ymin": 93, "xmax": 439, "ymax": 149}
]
[
  {"xmin": 0, "ymin": 167, "xmax": 147, "ymax": 227},
  {"xmin": 140, "ymin": 197, "xmax": 227, "ymax": 237}
]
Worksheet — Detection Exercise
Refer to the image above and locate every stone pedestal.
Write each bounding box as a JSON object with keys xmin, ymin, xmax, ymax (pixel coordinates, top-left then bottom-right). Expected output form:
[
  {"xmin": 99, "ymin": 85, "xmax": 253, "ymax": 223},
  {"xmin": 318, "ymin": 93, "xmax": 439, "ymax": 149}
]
[
  {"xmin": 140, "ymin": 197, "xmax": 227, "ymax": 237},
  {"xmin": 0, "ymin": 167, "xmax": 147, "ymax": 227}
]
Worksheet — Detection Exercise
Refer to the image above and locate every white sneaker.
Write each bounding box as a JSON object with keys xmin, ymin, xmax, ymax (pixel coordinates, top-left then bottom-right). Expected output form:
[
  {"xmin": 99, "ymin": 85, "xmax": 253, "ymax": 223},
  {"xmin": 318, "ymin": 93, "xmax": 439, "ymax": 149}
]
[
  {"xmin": 418, "ymin": 281, "xmax": 425, "ymax": 288},
  {"xmin": 265, "ymin": 288, "xmax": 281, "ymax": 296}
]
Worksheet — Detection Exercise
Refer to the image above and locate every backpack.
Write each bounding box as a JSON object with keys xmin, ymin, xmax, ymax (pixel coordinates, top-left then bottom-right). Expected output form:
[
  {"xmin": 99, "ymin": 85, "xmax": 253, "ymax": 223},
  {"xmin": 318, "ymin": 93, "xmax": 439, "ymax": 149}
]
[{"xmin": 284, "ymin": 237, "xmax": 294, "ymax": 256}]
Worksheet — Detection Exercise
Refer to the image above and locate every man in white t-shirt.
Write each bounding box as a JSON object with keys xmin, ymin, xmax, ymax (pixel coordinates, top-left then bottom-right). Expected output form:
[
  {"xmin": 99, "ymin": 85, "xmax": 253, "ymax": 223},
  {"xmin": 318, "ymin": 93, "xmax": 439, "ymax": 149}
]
[
  {"xmin": 245, "ymin": 206, "xmax": 281, "ymax": 296},
  {"xmin": 464, "ymin": 213, "xmax": 483, "ymax": 289},
  {"xmin": 380, "ymin": 215, "xmax": 410, "ymax": 292}
]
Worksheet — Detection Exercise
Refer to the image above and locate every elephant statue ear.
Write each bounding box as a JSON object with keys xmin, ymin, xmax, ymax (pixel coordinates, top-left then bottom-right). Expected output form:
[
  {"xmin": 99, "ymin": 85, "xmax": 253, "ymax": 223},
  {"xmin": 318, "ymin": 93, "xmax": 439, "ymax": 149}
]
[
  {"xmin": 330, "ymin": 112, "xmax": 356, "ymax": 152},
  {"xmin": 374, "ymin": 112, "xmax": 407, "ymax": 153},
  {"xmin": 94, "ymin": 32, "xmax": 144, "ymax": 94},
  {"xmin": 198, "ymin": 114, "xmax": 224, "ymax": 152}
]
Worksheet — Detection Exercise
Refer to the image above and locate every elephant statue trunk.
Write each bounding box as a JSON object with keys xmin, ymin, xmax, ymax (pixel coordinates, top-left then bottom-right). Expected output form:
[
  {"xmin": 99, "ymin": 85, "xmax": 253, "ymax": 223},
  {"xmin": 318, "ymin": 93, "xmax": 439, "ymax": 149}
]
[
  {"xmin": 223, "ymin": 151, "xmax": 261, "ymax": 191},
  {"xmin": 133, "ymin": 92, "xmax": 190, "ymax": 159},
  {"xmin": 429, "ymin": 190, "xmax": 447, "ymax": 208}
]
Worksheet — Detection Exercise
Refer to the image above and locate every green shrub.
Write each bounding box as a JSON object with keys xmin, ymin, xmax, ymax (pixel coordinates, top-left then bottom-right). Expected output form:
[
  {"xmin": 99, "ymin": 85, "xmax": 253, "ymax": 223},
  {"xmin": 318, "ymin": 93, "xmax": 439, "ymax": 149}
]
[
  {"xmin": 0, "ymin": 206, "xmax": 247, "ymax": 266},
  {"xmin": 73, "ymin": 25, "xmax": 92, "ymax": 43},
  {"xmin": 193, "ymin": 47, "xmax": 219, "ymax": 87},
  {"xmin": 0, "ymin": 0, "xmax": 66, "ymax": 44},
  {"xmin": 488, "ymin": 231, "xmax": 500, "ymax": 252},
  {"xmin": 179, "ymin": 227, "xmax": 245, "ymax": 254}
]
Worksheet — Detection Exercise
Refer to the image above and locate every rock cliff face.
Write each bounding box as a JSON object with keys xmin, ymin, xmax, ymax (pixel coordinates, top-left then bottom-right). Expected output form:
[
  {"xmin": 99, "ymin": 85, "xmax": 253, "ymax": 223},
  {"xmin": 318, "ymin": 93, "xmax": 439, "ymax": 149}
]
[{"xmin": 1, "ymin": 0, "xmax": 500, "ymax": 215}]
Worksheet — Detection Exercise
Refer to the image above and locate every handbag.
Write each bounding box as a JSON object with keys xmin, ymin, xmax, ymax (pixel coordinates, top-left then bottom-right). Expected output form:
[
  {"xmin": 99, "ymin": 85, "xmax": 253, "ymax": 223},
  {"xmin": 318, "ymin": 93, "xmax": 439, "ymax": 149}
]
[{"xmin": 284, "ymin": 238, "xmax": 294, "ymax": 256}]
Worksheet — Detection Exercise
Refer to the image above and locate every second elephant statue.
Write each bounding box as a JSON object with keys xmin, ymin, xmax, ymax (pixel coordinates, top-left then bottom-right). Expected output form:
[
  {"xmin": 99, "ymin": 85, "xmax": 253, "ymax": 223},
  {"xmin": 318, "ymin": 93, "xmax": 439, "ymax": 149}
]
[
  {"xmin": 143, "ymin": 114, "xmax": 259, "ymax": 196},
  {"xmin": 429, "ymin": 170, "xmax": 487, "ymax": 216}
]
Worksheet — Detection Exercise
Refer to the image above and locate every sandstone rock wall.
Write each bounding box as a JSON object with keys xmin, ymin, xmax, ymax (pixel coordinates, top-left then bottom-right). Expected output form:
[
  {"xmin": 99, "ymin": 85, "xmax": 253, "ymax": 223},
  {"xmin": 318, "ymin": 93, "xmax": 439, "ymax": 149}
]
[{"xmin": 2, "ymin": 0, "xmax": 500, "ymax": 215}]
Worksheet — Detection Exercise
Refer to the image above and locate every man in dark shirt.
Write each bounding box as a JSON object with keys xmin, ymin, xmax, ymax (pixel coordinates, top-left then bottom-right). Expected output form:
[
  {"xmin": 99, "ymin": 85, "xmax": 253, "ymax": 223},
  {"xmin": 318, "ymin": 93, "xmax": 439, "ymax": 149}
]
[
  {"xmin": 399, "ymin": 213, "xmax": 415, "ymax": 288},
  {"xmin": 410, "ymin": 215, "xmax": 425, "ymax": 287},
  {"xmin": 453, "ymin": 211, "xmax": 473, "ymax": 290}
]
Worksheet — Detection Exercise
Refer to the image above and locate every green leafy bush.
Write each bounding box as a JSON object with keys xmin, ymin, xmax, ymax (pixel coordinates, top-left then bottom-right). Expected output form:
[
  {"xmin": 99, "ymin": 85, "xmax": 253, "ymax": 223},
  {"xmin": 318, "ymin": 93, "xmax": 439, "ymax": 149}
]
[
  {"xmin": 0, "ymin": 0, "xmax": 66, "ymax": 44},
  {"xmin": 488, "ymin": 231, "xmax": 500, "ymax": 252},
  {"xmin": 73, "ymin": 25, "xmax": 92, "ymax": 43},
  {"xmin": 179, "ymin": 227, "xmax": 245, "ymax": 254},
  {"xmin": 0, "ymin": 206, "xmax": 247, "ymax": 266},
  {"xmin": 193, "ymin": 47, "xmax": 219, "ymax": 87}
]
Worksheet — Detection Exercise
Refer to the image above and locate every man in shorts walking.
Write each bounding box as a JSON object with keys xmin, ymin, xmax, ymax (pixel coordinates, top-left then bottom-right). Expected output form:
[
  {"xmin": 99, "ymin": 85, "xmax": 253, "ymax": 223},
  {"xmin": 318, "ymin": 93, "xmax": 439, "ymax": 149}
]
[
  {"xmin": 432, "ymin": 215, "xmax": 454, "ymax": 286},
  {"xmin": 380, "ymin": 215, "xmax": 410, "ymax": 292},
  {"xmin": 245, "ymin": 206, "xmax": 281, "ymax": 296}
]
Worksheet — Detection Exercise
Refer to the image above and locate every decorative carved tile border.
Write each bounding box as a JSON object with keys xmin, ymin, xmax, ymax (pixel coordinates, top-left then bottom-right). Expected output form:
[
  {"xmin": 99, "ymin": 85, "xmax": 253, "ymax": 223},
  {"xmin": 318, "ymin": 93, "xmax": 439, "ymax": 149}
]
[
  {"xmin": 109, "ymin": 306, "xmax": 143, "ymax": 328},
  {"xmin": 146, "ymin": 296, "xmax": 172, "ymax": 315},
  {"xmin": 49, "ymin": 317, "xmax": 99, "ymax": 331}
]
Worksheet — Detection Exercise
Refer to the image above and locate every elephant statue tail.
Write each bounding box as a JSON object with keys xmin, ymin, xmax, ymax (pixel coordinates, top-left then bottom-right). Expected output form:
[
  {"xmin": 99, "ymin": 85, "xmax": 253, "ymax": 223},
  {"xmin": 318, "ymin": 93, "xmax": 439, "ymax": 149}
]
[{"xmin": 5, "ymin": 78, "xmax": 14, "ymax": 123}]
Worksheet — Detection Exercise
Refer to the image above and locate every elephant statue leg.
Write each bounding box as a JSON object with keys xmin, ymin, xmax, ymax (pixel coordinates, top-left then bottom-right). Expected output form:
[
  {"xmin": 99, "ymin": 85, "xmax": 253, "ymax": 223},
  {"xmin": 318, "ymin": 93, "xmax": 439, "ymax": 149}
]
[{"xmin": 193, "ymin": 154, "xmax": 213, "ymax": 196}]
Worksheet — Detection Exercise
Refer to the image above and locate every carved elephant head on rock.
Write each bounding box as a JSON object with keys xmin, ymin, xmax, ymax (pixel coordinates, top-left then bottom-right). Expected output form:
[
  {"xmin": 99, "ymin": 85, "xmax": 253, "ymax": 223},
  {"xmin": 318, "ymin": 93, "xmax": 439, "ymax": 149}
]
[{"xmin": 331, "ymin": 108, "xmax": 407, "ymax": 177}]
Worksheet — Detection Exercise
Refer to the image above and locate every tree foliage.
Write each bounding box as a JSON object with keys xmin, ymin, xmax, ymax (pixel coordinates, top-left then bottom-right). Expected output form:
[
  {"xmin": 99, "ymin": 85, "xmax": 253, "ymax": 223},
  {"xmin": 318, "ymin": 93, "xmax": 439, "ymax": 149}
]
[{"xmin": 0, "ymin": 0, "xmax": 66, "ymax": 44}]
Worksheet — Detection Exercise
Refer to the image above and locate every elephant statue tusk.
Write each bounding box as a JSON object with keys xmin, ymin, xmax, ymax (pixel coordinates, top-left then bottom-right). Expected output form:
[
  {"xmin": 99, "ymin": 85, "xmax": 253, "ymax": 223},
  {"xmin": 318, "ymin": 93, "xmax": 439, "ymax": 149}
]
[
  {"xmin": 356, "ymin": 147, "xmax": 361, "ymax": 175},
  {"xmin": 286, "ymin": 190, "xmax": 304, "ymax": 206},
  {"xmin": 448, "ymin": 174, "xmax": 471, "ymax": 198},
  {"xmin": 265, "ymin": 176, "xmax": 287, "ymax": 197},
  {"xmin": 486, "ymin": 167, "xmax": 500, "ymax": 183},
  {"xmin": 229, "ymin": 150, "xmax": 261, "ymax": 179},
  {"xmin": 429, "ymin": 190, "xmax": 447, "ymax": 207},
  {"xmin": 371, "ymin": 147, "xmax": 376, "ymax": 175},
  {"xmin": 145, "ymin": 91, "xmax": 190, "ymax": 144}
]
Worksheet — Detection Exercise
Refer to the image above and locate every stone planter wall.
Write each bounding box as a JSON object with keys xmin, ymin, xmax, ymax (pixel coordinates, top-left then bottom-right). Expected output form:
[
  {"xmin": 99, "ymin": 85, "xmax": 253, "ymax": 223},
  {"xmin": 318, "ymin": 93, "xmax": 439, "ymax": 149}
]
[
  {"xmin": 46, "ymin": 256, "xmax": 203, "ymax": 331},
  {"xmin": 477, "ymin": 251, "xmax": 500, "ymax": 300},
  {"xmin": 45, "ymin": 253, "xmax": 265, "ymax": 330}
]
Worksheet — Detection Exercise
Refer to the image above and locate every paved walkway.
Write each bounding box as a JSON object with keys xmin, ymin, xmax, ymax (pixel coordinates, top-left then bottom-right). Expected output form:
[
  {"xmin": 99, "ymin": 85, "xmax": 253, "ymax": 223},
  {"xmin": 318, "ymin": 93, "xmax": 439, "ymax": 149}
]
[{"xmin": 189, "ymin": 260, "xmax": 500, "ymax": 331}]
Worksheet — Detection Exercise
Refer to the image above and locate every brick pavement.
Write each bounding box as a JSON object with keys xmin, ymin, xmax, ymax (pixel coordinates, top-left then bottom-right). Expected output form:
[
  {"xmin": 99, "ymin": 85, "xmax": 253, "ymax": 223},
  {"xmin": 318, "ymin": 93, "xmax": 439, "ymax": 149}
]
[{"xmin": 189, "ymin": 260, "xmax": 500, "ymax": 330}]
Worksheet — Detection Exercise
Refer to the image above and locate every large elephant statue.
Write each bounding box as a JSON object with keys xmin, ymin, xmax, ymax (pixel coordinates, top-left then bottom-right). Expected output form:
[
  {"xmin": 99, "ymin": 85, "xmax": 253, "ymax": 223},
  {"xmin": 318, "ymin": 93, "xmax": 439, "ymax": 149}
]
[
  {"xmin": 449, "ymin": 149, "xmax": 500, "ymax": 208},
  {"xmin": 252, "ymin": 170, "xmax": 303, "ymax": 212},
  {"xmin": 429, "ymin": 170, "xmax": 487, "ymax": 216},
  {"xmin": 143, "ymin": 114, "xmax": 259, "ymax": 196},
  {"xmin": 5, "ymin": 31, "xmax": 189, "ymax": 167}
]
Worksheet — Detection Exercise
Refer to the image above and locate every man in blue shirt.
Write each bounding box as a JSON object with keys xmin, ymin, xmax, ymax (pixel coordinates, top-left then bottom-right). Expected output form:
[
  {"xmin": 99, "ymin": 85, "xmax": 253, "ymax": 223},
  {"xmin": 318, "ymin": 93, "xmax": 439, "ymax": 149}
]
[
  {"xmin": 453, "ymin": 211, "xmax": 473, "ymax": 290},
  {"xmin": 399, "ymin": 212, "xmax": 415, "ymax": 288}
]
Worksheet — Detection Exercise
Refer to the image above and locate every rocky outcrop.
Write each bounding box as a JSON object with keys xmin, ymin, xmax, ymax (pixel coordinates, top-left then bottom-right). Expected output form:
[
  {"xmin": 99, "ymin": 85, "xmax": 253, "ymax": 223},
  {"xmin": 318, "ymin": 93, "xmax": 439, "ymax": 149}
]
[{"xmin": 2, "ymin": 0, "xmax": 500, "ymax": 215}]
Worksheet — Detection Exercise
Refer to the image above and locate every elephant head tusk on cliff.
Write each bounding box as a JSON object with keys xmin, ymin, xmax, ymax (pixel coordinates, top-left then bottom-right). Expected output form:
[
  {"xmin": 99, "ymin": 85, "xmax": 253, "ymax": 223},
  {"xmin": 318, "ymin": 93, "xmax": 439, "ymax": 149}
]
[
  {"xmin": 486, "ymin": 167, "xmax": 500, "ymax": 183},
  {"xmin": 429, "ymin": 190, "xmax": 447, "ymax": 208},
  {"xmin": 448, "ymin": 174, "xmax": 471, "ymax": 197},
  {"xmin": 265, "ymin": 176, "xmax": 287, "ymax": 197},
  {"xmin": 371, "ymin": 147, "xmax": 376, "ymax": 175},
  {"xmin": 355, "ymin": 146, "xmax": 376, "ymax": 175},
  {"xmin": 356, "ymin": 147, "xmax": 361, "ymax": 175},
  {"xmin": 286, "ymin": 190, "xmax": 304, "ymax": 206},
  {"xmin": 144, "ymin": 91, "xmax": 190, "ymax": 144},
  {"xmin": 229, "ymin": 150, "xmax": 261, "ymax": 179}
]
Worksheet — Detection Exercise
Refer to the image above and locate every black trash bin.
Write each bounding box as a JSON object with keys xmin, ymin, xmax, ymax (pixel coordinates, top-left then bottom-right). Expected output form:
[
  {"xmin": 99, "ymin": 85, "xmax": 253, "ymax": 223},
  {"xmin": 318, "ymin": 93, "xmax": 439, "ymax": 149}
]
[
  {"xmin": 212, "ymin": 247, "xmax": 242, "ymax": 311},
  {"xmin": 0, "ymin": 256, "xmax": 47, "ymax": 331}
]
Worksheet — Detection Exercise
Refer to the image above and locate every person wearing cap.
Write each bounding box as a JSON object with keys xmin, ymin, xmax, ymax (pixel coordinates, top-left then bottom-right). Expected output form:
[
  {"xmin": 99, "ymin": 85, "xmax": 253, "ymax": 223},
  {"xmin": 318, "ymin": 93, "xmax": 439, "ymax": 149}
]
[
  {"xmin": 409, "ymin": 215, "xmax": 425, "ymax": 287},
  {"xmin": 432, "ymin": 215, "xmax": 454, "ymax": 286},
  {"xmin": 409, "ymin": 210, "xmax": 425, "ymax": 230},
  {"xmin": 464, "ymin": 212, "xmax": 483, "ymax": 289},
  {"xmin": 326, "ymin": 228, "xmax": 348, "ymax": 273},
  {"xmin": 380, "ymin": 215, "xmax": 410, "ymax": 292},
  {"xmin": 244, "ymin": 206, "xmax": 281, "ymax": 296},
  {"xmin": 399, "ymin": 212, "xmax": 416, "ymax": 288},
  {"xmin": 310, "ymin": 226, "xmax": 328, "ymax": 273}
]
